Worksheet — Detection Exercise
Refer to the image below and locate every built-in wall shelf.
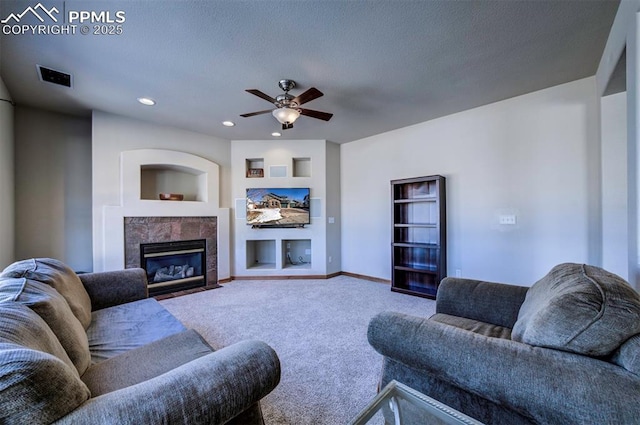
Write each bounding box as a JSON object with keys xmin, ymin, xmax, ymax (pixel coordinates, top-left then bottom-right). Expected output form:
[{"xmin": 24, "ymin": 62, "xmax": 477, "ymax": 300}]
[
  {"xmin": 244, "ymin": 157, "xmax": 312, "ymax": 179},
  {"xmin": 246, "ymin": 158, "xmax": 265, "ymax": 178},
  {"xmin": 246, "ymin": 238, "xmax": 312, "ymax": 270},
  {"xmin": 292, "ymin": 157, "xmax": 311, "ymax": 177},
  {"xmin": 140, "ymin": 164, "xmax": 206, "ymax": 202},
  {"xmin": 246, "ymin": 239, "xmax": 276, "ymax": 269},
  {"xmin": 282, "ymin": 239, "xmax": 312, "ymax": 269}
]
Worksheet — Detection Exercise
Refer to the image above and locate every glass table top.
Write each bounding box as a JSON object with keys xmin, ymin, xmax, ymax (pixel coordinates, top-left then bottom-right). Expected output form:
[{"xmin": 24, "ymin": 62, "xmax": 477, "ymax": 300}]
[{"xmin": 349, "ymin": 380, "xmax": 485, "ymax": 425}]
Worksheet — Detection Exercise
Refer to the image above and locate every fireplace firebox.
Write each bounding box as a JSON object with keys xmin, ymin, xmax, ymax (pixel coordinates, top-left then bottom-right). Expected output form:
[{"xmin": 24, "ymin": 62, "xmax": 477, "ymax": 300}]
[{"xmin": 140, "ymin": 239, "xmax": 206, "ymax": 296}]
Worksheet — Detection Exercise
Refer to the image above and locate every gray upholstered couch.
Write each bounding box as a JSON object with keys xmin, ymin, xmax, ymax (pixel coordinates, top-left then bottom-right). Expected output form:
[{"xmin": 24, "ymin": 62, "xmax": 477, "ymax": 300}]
[
  {"xmin": 368, "ymin": 263, "xmax": 640, "ymax": 424},
  {"xmin": 0, "ymin": 258, "xmax": 281, "ymax": 424}
]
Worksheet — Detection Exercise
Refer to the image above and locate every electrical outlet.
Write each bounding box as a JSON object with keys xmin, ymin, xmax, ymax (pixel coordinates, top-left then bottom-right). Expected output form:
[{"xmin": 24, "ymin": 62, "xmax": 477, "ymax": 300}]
[
  {"xmin": 329, "ymin": 256, "xmax": 332, "ymax": 263},
  {"xmin": 455, "ymin": 269, "xmax": 461, "ymax": 277}
]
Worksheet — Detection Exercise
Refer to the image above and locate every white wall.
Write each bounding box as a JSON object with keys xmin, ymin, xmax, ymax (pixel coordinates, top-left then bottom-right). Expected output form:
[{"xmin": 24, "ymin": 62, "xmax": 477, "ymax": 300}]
[
  {"xmin": 326, "ymin": 141, "xmax": 341, "ymax": 274},
  {"xmin": 0, "ymin": 77, "xmax": 14, "ymax": 269},
  {"xmin": 601, "ymin": 91, "xmax": 628, "ymax": 279},
  {"xmin": 341, "ymin": 77, "xmax": 600, "ymax": 286},
  {"xmin": 92, "ymin": 111, "xmax": 231, "ymax": 272},
  {"xmin": 14, "ymin": 106, "xmax": 92, "ymax": 272}
]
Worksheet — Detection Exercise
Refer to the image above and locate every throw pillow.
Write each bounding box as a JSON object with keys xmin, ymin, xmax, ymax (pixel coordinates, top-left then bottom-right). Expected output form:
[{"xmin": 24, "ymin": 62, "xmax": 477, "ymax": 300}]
[
  {"xmin": 611, "ymin": 334, "xmax": 640, "ymax": 376},
  {"xmin": 1, "ymin": 258, "xmax": 92, "ymax": 329},
  {"xmin": 0, "ymin": 343, "xmax": 91, "ymax": 425},
  {"xmin": 512, "ymin": 263, "xmax": 640, "ymax": 356},
  {"xmin": 0, "ymin": 278, "xmax": 91, "ymax": 374},
  {"xmin": 0, "ymin": 301, "xmax": 77, "ymax": 375}
]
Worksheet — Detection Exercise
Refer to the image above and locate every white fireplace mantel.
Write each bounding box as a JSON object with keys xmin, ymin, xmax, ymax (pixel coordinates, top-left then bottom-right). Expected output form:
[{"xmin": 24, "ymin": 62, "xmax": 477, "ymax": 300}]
[{"xmin": 97, "ymin": 149, "xmax": 230, "ymax": 279}]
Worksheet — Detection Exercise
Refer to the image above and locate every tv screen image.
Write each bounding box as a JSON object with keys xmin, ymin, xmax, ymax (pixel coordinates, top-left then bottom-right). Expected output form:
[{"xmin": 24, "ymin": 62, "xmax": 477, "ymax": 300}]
[{"xmin": 246, "ymin": 188, "xmax": 310, "ymax": 226}]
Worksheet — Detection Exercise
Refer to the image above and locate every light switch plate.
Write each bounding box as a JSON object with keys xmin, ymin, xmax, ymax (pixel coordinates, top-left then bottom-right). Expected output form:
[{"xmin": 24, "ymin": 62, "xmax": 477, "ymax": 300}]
[{"xmin": 499, "ymin": 214, "xmax": 517, "ymax": 225}]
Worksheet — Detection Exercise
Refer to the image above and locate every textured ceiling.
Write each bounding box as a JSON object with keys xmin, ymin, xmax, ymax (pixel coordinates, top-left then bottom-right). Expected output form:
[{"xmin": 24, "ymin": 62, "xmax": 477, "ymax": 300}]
[{"xmin": 0, "ymin": 0, "xmax": 620, "ymax": 143}]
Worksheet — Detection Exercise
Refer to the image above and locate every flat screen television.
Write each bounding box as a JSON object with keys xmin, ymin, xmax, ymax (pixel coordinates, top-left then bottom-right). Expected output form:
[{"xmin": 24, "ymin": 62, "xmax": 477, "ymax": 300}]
[{"xmin": 246, "ymin": 188, "xmax": 310, "ymax": 227}]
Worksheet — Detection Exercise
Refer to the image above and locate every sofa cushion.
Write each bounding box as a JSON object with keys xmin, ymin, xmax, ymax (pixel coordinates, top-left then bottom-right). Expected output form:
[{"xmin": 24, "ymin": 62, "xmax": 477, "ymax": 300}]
[
  {"xmin": 430, "ymin": 313, "xmax": 512, "ymax": 339},
  {"xmin": 0, "ymin": 343, "xmax": 91, "ymax": 425},
  {"xmin": 86, "ymin": 298, "xmax": 186, "ymax": 363},
  {"xmin": 611, "ymin": 334, "xmax": 640, "ymax": 376},
  {"xmin": 0, "ymin": 278, "xmax": 91, "ymax": 374},
  {"xmin": 512, "ymin": 263, "xmax": 640, "ymax": 356},
  {"xmin": 0, "ymin": 301, "xmax": 77, "ymax": 375},
  {"xmin": 82, "ymin": 329, "xmax": 213, "ymax": 396},
  {"xmin": 1, "ymin": 258, "xmax": 92, "ymax": 329}
]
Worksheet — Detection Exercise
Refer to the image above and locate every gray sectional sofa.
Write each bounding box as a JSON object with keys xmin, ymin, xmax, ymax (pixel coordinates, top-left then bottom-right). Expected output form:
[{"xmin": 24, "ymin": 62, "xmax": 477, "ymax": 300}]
[
  {"xmin": 0, "ymin": 258, "xmax": 281, "ymax": 424},
  {"xmin": 368, "ymin": 263, "xmax": 640, "ymax": 424}
]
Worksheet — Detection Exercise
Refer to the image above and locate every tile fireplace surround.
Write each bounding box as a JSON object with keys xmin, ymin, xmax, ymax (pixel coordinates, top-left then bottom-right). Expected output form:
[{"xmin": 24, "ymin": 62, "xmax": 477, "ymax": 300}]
[{"xmin": 124, "ymin": 216, "xmax": 218, "ymax": 286}]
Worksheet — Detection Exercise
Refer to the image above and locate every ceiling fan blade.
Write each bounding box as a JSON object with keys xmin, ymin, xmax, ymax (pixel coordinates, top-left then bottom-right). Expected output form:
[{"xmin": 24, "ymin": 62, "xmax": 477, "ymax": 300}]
[
  {"xmin": 292, "ymin": 87, "xmax": 323, "ymax": 106},
  {"xmin": 240, "ymin": 109, "xmax": 273, "ymax": 118},
  {"xmin": 299, "ymin": 108, "xmax": 333, "ymax": 121},
  {"xmin": 246, "ymin": 89, "xmax": 277, "ymax": 104}
]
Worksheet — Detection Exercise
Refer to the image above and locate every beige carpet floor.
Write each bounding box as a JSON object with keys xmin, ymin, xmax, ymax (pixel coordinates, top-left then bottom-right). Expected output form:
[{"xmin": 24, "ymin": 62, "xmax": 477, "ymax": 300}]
[{"xmin": 160, "ymin": 275, "xmax": 435, "ymax": 425}]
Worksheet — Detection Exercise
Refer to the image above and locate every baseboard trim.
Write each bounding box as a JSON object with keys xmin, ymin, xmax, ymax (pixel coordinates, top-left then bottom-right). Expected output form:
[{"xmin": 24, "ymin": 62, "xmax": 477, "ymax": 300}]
[
  {"xmin": 231, "ymin": 274, "xmax": 335, "ymax": 280},
  {"xmin": 228, "ymin": 271, "xmax": 389, "ymax": 283},
  {"xmin": 339, "ymin": 272, "xmax": 390, "ymax": 284}
]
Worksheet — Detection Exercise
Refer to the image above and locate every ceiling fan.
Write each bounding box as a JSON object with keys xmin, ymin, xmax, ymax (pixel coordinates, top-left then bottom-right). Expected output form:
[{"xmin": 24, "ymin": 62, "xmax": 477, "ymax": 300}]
[{"xmin": 240, "ymin": 79, "xmax": 333, "ymax": 130}]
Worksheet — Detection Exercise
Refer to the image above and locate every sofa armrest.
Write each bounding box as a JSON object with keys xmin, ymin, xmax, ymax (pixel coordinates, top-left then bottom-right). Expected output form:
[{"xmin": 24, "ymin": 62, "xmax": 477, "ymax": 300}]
[
  {"xmin": 55, "ymin": 339, "xmax": 281, "ymax": 425},
  {"xmin": 436, "ymin": 277, "xmax": 528, "ymax": 328},
  {"xmin": 368, "ymin": 312, "xmax": 640, "ymax": 424},
  {"xmin": 79, "ymin": 269, "xmax": 148, "ymax": 311}
]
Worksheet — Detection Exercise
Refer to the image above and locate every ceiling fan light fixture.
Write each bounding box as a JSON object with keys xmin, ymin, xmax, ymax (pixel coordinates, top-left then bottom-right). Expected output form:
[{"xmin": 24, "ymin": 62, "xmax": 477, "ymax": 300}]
[
  {"xmin": 241, "ymin": 81, "xmax": 331, "ymax": 127},
  {"xmin": 137, "ymin": 97, "xmax": 156, "ymax": 106},
  {"xmin": 272, "ymin": 107, "xmax": 300, "ymax": 124}
]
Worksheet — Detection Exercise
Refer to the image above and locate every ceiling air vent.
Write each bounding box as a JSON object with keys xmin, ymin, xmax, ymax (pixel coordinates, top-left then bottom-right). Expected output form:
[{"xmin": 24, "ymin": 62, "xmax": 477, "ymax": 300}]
[{"xmin": 37, "ymin": 65, "xmax": 72, "ymax": 88}]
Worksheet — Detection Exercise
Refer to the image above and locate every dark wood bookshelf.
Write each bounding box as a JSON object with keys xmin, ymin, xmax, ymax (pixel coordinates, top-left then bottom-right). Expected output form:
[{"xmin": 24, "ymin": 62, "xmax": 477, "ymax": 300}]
[{"xmin": 391, "ymin": 175, "xmax": 446, "ymax": 298}]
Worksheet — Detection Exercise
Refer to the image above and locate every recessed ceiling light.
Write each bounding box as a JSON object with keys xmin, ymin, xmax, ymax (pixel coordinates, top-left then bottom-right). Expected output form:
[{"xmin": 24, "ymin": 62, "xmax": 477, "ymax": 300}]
[
  {"xmin": 137, "ymin": 97, "xmax": 156, "ymax": 106},
  {"xmin": 222, "ymin": 121, "xmax": 235, "ymax": 127},
  {"xmin": 271, "ymin": 132, "xmax": 282, "ymax": 137}
]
